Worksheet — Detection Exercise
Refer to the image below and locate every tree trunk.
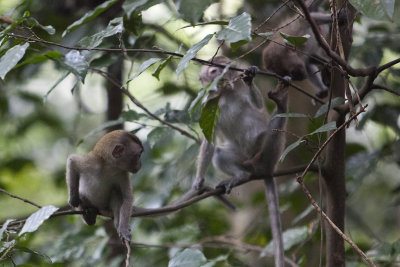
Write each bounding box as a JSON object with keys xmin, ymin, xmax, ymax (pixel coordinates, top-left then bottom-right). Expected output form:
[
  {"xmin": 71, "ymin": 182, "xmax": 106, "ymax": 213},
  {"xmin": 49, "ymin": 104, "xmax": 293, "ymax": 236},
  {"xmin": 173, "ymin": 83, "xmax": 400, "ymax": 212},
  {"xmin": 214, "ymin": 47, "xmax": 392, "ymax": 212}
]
[{"xmin": 323, "ymin": 2, "xmax": 356, "ymax": 267}]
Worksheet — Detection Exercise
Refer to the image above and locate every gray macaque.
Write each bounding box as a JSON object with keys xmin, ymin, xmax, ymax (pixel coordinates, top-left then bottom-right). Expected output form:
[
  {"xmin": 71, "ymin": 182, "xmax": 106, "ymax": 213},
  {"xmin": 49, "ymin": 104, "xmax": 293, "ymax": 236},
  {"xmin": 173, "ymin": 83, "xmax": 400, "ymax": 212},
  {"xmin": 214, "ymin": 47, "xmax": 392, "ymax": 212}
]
[
  {"xmin": 194, "ymin": 56, "xmax": 289, "ymax": 267},
  {"xmin": 66, "ymin": 130, "xmax": 143, "ymax": 242},
  {"xmin": 262, "ymin": 1, "xmax": 347, "ymax": 98}
]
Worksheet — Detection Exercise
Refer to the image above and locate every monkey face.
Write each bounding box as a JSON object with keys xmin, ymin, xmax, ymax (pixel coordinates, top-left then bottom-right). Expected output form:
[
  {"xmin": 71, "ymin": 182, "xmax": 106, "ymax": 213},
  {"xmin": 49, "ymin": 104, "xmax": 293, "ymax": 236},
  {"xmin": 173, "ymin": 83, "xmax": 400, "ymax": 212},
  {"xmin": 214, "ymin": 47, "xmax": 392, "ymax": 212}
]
[{"xmin": 112, "ymin": 141, "xmax": 143, "ymax": 173}]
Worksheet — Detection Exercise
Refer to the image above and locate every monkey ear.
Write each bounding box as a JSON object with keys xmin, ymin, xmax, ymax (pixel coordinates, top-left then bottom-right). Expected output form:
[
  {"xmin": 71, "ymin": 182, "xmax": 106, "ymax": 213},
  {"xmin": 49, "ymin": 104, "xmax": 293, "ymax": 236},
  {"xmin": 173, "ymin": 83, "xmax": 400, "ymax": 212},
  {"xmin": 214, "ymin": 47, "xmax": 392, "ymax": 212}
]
[{"xmin": 112, "ymin": 144, "xmax": 125, "ymax": 159}]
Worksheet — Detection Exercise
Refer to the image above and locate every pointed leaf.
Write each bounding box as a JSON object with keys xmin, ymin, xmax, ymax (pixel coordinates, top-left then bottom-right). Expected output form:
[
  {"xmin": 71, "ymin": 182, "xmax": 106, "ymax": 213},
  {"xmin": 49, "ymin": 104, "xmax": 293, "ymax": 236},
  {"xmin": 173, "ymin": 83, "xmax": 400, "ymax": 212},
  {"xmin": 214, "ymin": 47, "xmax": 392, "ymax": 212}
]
[
  {"xmin": 152, "ymin": 56, "xmax": 172, "ymax": 80},
  {"xmin": 177, "ymin": 0, "xmax": 214, "ymax": 25},
  {"xmin": 43, "ymin": 72, "xmax": 71, "ymax": 102},
  {"xmin": 314, "ymin": 97, "xmax": 345, "ymax": 118},
  {"xmin": 26, "ymin": 17, "xmax": 55, "ymax": 35},
  {"xmin": 189, "ymin": 89, "xmax": 206, "ymax": 117},
  {"xmin": 14, "ymin": 51, "xmax": 62, "ymax": 69},
  {"xmin": 64, "ymin": 50, "xmax": 89, "ymax": 82},
  {"xmin": 78, "ymin": 18, "xmax": 123, "ymax": 49},
  {"xmin": 176, "ymin": 34, "xmax": 213, "ymax": 78},
  {"xmin": 279, "ymin": 139, "xmax": 305, "ymax": 162},
  {"xmin": 280, "ymin": 32, "xmax": 310, "ymax": 46},
  {"xmin": 199, "ymin": 97, "xmax": 220, "ymax": 143},
  {"xmin": 19, "ymin": 206, "xmax": 59, "ymax": 236},
  {"xmin": 0, "ymin": 219, "xmax": 14, "ymax": 241},
  {"xmin": 0, "ymin": 43, "xmax": 29, "ymax": 80},
  {"xmin": 62, "ymin": 0, "xmax": 119, "ymax": 37},
  {"xmin": 129, "ymin": 58, "xmax": 161, "ymax": 81},
  {"xmin": 349, "ymin": 0, "xmax": 392, "ymax": 21},
  {"xmin": 263, "ymin": 226, "xmax": 308, "ymax": 254},
  {"xmin": 308, "ymin": 121, "xmax": 337, "ymax": 135},
  {"xmin": 168, "ymin": 249, "xmax": 207, "ymax": 267},
  {"xmin": 216, "ymin": 12, "xmax": 252, "ymax": 43},
  {"xmin": 123, "ymin": 0, "xmax": 164, "ymax": 19}
]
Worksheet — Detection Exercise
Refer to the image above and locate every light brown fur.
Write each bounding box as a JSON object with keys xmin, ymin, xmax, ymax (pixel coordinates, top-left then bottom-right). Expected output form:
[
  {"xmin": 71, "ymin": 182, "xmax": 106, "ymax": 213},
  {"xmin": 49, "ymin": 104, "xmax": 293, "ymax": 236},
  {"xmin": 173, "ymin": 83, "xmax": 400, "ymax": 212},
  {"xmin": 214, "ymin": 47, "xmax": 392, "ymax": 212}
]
[{"xmin": 66, "ymin": 130, "xmax": 143, "ymax": 242}]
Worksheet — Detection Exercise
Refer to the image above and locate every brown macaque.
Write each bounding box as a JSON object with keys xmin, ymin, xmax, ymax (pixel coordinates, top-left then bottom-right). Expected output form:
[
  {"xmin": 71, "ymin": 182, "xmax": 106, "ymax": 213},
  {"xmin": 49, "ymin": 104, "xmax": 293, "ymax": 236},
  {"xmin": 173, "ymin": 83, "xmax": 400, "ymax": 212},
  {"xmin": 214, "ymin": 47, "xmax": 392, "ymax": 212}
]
[
  {"xmin": 66, "ymin": 130, "xmax": 143, "ymax": 242},
  {"xmin": 194, "ymin": 56, "xmax": 288, "ymax": 267},
  {"xmin": 262, "ymin": 1, "xmax": 346, "ymax": 98}
]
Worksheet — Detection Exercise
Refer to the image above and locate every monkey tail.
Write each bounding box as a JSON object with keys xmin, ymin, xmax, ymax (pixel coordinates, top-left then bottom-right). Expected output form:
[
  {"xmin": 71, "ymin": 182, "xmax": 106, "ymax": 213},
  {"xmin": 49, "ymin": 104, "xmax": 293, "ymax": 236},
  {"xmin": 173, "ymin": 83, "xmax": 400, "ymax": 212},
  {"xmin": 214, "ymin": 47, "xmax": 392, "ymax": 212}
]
[{"xmin": 264, "ymin": 177, "xmax": 284, "ymax": 267}]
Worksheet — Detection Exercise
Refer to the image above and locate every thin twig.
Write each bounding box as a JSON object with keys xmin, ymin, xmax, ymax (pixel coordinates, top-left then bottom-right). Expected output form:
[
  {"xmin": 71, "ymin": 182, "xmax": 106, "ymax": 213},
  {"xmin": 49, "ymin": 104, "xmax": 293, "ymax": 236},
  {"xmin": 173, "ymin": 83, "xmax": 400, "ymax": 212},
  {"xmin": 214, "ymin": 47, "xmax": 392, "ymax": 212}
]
[
  {"xmin": 92, "ymin": 68, "xmax": 201, "ymax": 144},
  {"xmin": 0, "ymin": 188, "xmax": 42, "ymax": 209},
  {"xmin": 297, "ymin": 105, "xmax": 376, "ymax": 267}
]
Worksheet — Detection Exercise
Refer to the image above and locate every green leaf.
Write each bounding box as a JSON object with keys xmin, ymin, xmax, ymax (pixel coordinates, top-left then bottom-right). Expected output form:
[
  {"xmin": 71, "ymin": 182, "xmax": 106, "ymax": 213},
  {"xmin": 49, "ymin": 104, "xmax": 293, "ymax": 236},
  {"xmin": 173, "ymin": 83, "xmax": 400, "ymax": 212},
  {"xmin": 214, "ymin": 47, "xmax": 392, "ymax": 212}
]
[
  {"xmin": 152, "ymin": 56, "xmax": 172, "ymax": 80},
  {"xmin": 0, "ymin": 11, "xmax": 30, "ymax": 38},
  {"xmin": 230, "ymin": 39, "xmax": 249, "ymax": 52},
  {"xmin": 177, "ymin": 0, "xmax": 214, "ymax": 25},
  {"xmin": 308, "ymin": 121, "xmax": 337, "ymax": 135},
  {"xmin": 349, "ymin": 0, "xmax": 392, "ymax": 20},
  {"xmin": 273, "ymin": 113, "xmax": 308, "ymax": 119},
  {"xmin": 62, "ymin": 0, "xmax": 119, "ymax": 37},
  {"xmin": 314, "ymin": 97, "xmax": 345, "ymax": 118},
  {"xmin": 179, "ymin": 20, "xmax": 228, "ymax": 30},
  {"xmin": 216, "ymin": 12, "xmax": 252, "ymax": 43},
  {"xmin": 129, "ymin": 58, "xmax": 161, "ymax": 81},
  {"xmin": 189, "ymin": 89, "xmax": 206, "ymax": 117},
  {"xmin": 26, "ymin": 17, "xmax": 56, "ymax": 35},
  {"xmin": 0, "ymin": 43, "xmax": 29, "ymax": 80},
  {"xmin": 147, "ymin": 127, "xmax": 173, "ymax": 149},
  {"xmin": 176, "ymin": 34, "xmax": 213, "ymax": 77},
  {"xmin": 279, "ymin": 139, "xmax": 305, "ymax": 162},
  {"xmin": 0, "ymin": 219, "xmax": 14, "ymax": 241},
  {"xmin": 123, "ymin": 0, "xmax": 164, "ymax": 19},
  {"xmin": 263, "ymin": 226, "xmax": 309, "ymax": 254},
  {"xmin": 168, "ymin": 248, "xmax": 207, "ymax": 267},
  {"xmin": 120, "ymin": 110, "xmax": 144, "ymax": 121},
  {"xmin": 63, "ymin": 50, "xmax": 89, "ymax": 82},
  {"xmin": 14, "ymin": 51, "xmax": 62, "ymax": 69},
  {"xmin": 78, "ymin": 18, "xmax": 123, "ymax": 49},
  {"xmin": 280, "ymin": 32, "xmax": 310, "ymax": 46},
  {"xmin": 43, "ymin": 72, "xmax": 71, "ymax": 103},
  {"xmin": 199, "ymin": 97, "xmax": 220, "ymax": 143},
  {"xmin": 18, "ymin": 206, "xmax": 59, "ymax": 236}
]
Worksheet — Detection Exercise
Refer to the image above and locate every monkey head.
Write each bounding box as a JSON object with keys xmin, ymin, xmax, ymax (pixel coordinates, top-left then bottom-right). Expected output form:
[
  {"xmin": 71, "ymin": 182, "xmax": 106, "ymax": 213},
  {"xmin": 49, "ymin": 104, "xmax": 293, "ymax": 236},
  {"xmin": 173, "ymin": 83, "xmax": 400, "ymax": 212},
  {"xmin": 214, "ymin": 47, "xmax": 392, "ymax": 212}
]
[
  {"xmin": 93, "ymin": 130, "xmax": 143, "ymax": 173},
  {"xmin": 199, "ymin": 56, "xmax": 236, "ymax": 88}
]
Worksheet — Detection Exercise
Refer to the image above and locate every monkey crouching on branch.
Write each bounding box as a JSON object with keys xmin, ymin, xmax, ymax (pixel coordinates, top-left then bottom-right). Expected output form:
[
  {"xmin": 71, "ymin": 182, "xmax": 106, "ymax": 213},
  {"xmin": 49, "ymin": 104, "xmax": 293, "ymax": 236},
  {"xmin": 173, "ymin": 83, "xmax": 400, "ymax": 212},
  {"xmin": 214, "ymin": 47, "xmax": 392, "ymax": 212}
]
[
  {"xmin": 193, "ymin": 56, "xmax": 288, "ymax": 267},
  {"xmin": 66, "ymin": 130, "xmax": 143, "ymax": 242},
  {"xmin": 262, "ymin": 2, "xmax": 346, "ymax": 98}
]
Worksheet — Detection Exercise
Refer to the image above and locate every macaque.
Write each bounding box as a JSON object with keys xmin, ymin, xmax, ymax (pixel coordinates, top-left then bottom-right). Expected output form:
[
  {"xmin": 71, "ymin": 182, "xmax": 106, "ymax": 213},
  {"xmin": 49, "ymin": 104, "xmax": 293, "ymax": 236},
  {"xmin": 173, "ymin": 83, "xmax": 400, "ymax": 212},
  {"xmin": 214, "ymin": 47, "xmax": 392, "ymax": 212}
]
[
  {"xmin": 194, "ymin": 56, "xmax": 288, "ymax": 267},
  {"xmin": 66, "ymin": 130, "xmax": 143, "ymax": 242},
  {"xmin": 262, "ymin": 1, "xmax": 346, "ymax": 98}
]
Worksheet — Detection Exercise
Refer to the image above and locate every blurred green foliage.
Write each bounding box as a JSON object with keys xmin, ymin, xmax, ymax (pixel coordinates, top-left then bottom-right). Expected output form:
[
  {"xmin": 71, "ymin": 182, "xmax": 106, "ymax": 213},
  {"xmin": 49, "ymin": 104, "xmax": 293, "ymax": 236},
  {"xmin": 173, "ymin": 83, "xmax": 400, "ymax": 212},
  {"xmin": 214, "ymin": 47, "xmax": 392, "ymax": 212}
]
[{"xmin": 0, "ymin": 0, "xmax": 399, "ymax": 266}]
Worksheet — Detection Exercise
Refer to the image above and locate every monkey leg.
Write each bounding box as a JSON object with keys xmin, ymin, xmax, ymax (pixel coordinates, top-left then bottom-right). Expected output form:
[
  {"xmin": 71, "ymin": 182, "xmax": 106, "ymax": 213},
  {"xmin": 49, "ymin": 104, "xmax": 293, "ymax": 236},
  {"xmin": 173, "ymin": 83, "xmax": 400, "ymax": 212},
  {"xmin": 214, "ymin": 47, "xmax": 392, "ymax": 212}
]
[
  {"xmin": 80, "ymin": 196, "xmax": 98, "ymax": 226},
  {"xmin": 213, "ymin": 145, "xmax": 251, "ymax": 194}
]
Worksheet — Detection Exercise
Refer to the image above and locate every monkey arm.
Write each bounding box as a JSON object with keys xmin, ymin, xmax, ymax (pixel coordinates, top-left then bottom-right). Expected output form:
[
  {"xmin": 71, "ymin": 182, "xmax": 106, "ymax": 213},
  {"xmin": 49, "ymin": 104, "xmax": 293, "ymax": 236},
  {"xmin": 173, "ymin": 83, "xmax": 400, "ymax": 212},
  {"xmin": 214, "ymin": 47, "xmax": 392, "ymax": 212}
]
[
  {"xmin": 193, "ymin": 139, "xmax": 214, "ymax": 190},
  {"xmin": 66, "ymin": 155, "xmax": 81, "ymax": 207},
  {"xmin": 115, "ymin": 177, "xmax": 134, "ymax": 241}
]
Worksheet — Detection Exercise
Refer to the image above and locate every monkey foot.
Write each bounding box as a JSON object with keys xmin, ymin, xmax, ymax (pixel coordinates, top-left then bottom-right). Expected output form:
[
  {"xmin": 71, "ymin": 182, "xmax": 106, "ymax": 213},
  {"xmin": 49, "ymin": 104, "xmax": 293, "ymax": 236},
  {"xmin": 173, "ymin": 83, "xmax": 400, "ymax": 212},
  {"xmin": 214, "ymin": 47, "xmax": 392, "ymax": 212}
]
[
  {"xmin": 216, "ymin": 179, "xmax": 235, "ymax": 194},
  {"xmin": 316, "ymin": 88, "xmax": 328, "ymax": 99},
  {"xmin": 118, "ymin": 228, "xmax": 132, "ymax": 243}
]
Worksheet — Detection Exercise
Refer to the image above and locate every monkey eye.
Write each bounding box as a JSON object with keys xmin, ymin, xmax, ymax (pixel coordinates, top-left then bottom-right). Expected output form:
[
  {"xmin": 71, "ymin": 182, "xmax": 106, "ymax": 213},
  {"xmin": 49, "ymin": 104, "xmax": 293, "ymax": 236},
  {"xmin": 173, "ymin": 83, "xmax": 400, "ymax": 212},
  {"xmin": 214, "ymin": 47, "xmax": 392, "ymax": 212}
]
[{"xmin": 209, "ymin": 68, "xmax": 218, "ymax": 75}]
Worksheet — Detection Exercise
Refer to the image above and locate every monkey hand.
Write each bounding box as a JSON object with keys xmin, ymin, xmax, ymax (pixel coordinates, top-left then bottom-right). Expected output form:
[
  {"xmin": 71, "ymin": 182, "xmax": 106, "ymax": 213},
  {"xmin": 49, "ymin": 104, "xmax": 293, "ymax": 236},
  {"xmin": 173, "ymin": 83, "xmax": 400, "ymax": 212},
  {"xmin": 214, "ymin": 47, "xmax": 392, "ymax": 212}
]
[
  {"xmin": 118, "ymin": 226, "xmax": 132, "ymax": 243},
  {"xmin": 193, "ymin": 177, "xmax": 204, "ymax": 191},
  {"xmin": 242, "ymin": 66, "xmax": 258, "ymax": 85},
  {"xmin": 68, "ymin": 194, "xmax": 80, "ymax": 208}
]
